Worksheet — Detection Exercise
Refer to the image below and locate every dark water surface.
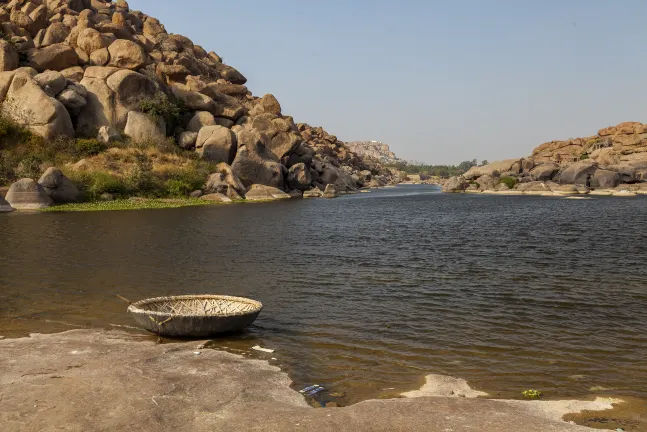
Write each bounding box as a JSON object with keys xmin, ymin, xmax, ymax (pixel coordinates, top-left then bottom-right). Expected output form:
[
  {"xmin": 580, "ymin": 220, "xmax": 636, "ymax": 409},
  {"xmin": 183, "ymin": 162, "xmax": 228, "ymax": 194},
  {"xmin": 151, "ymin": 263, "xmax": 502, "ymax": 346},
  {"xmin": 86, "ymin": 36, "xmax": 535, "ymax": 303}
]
[{"xmin": 2, "ymin": 185, "xmax": 647, "ymax": 405}]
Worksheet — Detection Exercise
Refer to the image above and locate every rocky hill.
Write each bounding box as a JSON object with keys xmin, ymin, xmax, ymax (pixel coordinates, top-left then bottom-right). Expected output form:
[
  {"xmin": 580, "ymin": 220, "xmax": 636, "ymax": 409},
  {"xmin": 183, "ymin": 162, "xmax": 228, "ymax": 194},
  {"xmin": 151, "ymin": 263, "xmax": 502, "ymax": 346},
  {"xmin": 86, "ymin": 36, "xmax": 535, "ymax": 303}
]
[
  {"xmin": 346, "ymin": 141, "xmax": 401, "ymax": 164},
  {"xmin": 0, "ymin": 0, "xmax": 402, "ymax": 210},
  {"xmin": 442, "ymin": 121, "xmax": 647, "ymax": 195}
]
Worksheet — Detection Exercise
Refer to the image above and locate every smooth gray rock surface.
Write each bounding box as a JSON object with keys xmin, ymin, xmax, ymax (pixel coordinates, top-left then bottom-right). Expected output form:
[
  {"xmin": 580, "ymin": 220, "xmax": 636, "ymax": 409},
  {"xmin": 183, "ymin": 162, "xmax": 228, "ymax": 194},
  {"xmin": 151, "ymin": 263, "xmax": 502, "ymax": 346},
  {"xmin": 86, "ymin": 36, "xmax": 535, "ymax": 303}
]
[
  {"xmin": 5, "ymin": 178, "xmax": 53, "ymax": 209},
  {"xmin": 0, "ymin": 330, "xmax": 615, "ymax": 432}
]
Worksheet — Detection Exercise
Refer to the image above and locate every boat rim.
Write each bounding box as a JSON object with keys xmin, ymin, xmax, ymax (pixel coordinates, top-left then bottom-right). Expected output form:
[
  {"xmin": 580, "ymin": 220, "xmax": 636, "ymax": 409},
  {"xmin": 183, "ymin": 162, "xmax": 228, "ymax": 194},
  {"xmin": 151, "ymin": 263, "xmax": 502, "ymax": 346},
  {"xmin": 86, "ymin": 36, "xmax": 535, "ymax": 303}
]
[{"xmin": 127, "ymin": 294, "xmax": 263, "ymax": 318}]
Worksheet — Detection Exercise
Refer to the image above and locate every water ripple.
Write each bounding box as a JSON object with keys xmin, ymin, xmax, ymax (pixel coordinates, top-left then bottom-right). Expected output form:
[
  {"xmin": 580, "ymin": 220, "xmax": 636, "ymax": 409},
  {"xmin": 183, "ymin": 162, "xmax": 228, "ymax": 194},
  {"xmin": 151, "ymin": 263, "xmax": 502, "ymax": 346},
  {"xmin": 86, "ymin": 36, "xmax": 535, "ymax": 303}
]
[{"xmin": 1, "ymin": 186, "xmax": 647, "ymax": 403}]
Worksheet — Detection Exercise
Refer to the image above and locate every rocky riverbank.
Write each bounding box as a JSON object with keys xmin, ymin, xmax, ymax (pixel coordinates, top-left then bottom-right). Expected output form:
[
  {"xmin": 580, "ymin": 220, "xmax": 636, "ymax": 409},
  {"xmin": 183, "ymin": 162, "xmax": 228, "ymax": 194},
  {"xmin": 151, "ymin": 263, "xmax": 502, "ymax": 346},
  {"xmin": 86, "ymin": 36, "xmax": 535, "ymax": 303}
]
[
  {"xmin": 442, "ymin": 121, "xmax": 647, "ymax": 196},
  {"xmin": 0, "ymin": 329, "xmax": 630, "ymax": 432},
  {"xmin": 0, "ymin": 0, "xmax": 405, "ymax": 213}
]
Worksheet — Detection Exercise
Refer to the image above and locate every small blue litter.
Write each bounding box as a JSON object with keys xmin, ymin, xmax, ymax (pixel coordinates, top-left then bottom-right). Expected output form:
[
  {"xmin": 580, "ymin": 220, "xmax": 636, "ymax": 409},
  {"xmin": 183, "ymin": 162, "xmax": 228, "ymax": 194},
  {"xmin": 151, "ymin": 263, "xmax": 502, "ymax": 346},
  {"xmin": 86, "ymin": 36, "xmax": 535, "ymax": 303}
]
[
  {"xmin": 300, "ymin": 384, "xmax": 325, "ymax": 396},
  {"xmin": 306, "ymin": 387, "xmax": 325, "ymax": 396},
  {"xmin": 300, "ymin": 384, "xmax": 322, "ymax": 393}
]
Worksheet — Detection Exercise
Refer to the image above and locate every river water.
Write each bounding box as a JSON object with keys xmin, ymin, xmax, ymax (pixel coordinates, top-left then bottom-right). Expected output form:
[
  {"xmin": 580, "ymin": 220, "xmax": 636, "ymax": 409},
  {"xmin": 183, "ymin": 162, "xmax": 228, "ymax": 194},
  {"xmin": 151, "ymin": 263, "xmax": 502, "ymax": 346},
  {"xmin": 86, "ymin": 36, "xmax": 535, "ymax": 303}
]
[{"xmin": 1, "ymin": 185, "xmax": 647, "ymax": 406}]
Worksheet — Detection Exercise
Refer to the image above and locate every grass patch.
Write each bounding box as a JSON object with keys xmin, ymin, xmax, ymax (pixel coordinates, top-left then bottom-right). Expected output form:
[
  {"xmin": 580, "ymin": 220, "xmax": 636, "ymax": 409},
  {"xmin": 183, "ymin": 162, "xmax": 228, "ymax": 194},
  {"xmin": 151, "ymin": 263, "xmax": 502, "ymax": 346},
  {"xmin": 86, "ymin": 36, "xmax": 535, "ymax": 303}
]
[
  {"xmin": 0, "ymin": 115, "xmax": 109, "ymax": 185},
  {"xmin": 41, "ymin": 198, "xmax": 216, "ymax": 213},
  {"xmin": 0, "ymin": 113, "xmax": 219, "ymax": 201}
]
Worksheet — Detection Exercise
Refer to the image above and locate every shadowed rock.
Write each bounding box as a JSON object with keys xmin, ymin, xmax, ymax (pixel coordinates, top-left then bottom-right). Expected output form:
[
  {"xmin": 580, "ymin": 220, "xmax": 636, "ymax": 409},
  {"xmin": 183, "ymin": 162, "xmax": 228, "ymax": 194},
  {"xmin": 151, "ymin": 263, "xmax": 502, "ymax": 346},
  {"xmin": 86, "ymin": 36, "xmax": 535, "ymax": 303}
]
[
  {"xmin": 38, "ymin": 167, "xmax": 82, "ymax": 203},
  {"xmin": 287, "ymin": 163, "xmax": 312, "ymax": 191},
  {"xmin": 231, "ymin": 128, "xmax": 284, "ymax": 188},
  {"xmin": 0, "ymin": 195, "xmax": 14, "ymax": 212},
  {"xmin": 204, "ymin": 163, "xmax": 246, "ymax": 199}
]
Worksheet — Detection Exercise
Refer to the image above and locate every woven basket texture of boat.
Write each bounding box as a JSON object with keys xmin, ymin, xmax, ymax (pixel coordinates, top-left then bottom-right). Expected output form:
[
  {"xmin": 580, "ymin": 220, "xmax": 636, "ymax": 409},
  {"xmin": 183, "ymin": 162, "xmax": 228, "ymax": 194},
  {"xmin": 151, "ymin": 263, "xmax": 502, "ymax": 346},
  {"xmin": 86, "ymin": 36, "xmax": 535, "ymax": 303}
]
[{"xmin": 127, "ymin": 295, "xmax": 263, "ymax": 337}]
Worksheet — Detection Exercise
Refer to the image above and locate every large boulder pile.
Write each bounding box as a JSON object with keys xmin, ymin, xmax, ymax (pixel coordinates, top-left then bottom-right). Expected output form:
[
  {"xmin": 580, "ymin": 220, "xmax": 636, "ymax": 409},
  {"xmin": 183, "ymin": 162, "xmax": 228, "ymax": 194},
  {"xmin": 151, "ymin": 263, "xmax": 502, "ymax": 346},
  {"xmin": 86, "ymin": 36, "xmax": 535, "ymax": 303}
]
[
  {"xmin": 444, "ymin": 120, "xmax": 647, "ymax": 194},
  {"xmin": 0, "ymin": 0, "xmax": 396, "ymax": 199},
  {"xmin": 532, "ymin": 122, "xmax": 647, "ymax": 166}
]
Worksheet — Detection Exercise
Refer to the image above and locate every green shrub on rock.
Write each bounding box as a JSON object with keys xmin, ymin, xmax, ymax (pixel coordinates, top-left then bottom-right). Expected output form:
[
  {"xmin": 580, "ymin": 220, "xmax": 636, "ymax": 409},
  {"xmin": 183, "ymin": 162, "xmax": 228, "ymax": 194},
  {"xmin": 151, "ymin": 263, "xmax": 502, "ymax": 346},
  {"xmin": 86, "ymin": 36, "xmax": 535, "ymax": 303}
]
[
  {"xmin": 499, "ymin": 176, "xmax": 517, "ymax": 189},
  {"xmin": 139, "ymin": 92, "xmax": 190, "ymax": 135}
]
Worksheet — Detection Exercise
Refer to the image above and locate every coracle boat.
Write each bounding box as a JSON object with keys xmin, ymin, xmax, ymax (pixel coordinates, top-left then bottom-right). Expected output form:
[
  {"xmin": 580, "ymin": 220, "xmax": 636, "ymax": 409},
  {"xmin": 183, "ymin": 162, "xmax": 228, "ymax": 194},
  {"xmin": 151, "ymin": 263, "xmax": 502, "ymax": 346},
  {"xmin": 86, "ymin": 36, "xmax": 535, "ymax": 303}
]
[{"xmin": 126, "ymin": 295, "xmax": 263, "ymax": 337}]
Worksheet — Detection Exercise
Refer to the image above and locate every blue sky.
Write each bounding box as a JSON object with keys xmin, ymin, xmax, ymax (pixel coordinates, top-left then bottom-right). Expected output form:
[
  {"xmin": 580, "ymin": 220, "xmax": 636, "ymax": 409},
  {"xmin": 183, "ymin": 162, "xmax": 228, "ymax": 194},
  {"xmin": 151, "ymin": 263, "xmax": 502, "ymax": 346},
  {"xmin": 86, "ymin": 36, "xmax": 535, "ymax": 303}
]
[{"xmin": 130, "ymin": 0, "xmax": 647, "ymax": 164}]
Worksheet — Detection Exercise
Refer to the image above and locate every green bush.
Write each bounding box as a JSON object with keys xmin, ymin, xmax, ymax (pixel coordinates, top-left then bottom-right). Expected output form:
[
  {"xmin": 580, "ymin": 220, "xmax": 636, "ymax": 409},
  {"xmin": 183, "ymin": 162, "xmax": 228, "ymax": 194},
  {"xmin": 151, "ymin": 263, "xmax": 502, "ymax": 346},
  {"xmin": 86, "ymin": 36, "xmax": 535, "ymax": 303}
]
[
  {"xmin": 92, "ymin": 172, "xmax": 127, "ymax": 195},
  {"xmin": 499, "ymin": 176, "xmax": 517, "ymax": 189},
  {"xmin": 139, "ymin": 92, "xmax": 190, "ymax": 135},
  {"xmin": 164, "ymin": 179, "xmax": 193, "ymax": 197},
  {"xmin": 67, "ymin": 170, "xmax": 128, "ymax": 200},
  {"xmin": 124, "ymin": 151, "xmax": 156, "ymax": 194},
  {"xmin": 579, "ymin": 153, "xmax": 589, "ymax": 160},
  {"xmin": 0, "ymin": 115, "xmax": 32, "ymax": 144},
  {"xmin": 75, "ymin": 139, "xmax": 105, "ymax": 157},
  {"xmin": 164, "ymin": 164, "xmax": 210, "ymax": 191},
  {"xmin": 14, "ymin": 155, "xmax": 43, "ymax": 179},
  {"xmin": 0, "ymin": 115, "xmax": 102, "ymax": 185}
]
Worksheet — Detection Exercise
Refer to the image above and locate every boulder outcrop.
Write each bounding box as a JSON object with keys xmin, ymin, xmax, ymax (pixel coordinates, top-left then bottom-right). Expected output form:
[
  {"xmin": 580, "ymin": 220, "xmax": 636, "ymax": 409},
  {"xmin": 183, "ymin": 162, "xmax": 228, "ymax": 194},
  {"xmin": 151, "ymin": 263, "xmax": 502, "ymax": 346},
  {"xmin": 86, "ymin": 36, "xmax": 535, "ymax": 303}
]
[
  {"xmin": 347, "ymin": 141, "xmax": 400, "ymax": 164},
  {"xmin": 1, "ymin": 71, "xmax": 74, "ymax": 138},
  {"xmin": 231, "ymin": 128, "xmax": 284, "ymax": 189},
  {"xmin": 5, "ymin": 178, "xmax": 53, "ymax": 209},
  {"xmin": 124, "ymin": 111, "xmax": 165, "ymax": 143},
  {"xmin": 448, "ymin": 119, "xmax": 647, "ymax": 194},
  {"xmin": 196, "ymin": 125, "xmax": 237, "ymax": 163},
  {"xmin": 244, "ymin": 184, "xmax": 291, "ymax": 201},
  {"xmin": 464, "ymin": 159, "xmax": 523, "ymax": 180},
  {"xmin": 442, "ymin": 176, "xmax": 469, "ymax": 192},
  {"xmin": 559, "ymin": 160, "xmax": 597, "ymax": 185},
  {"xmin": 529, "ymin": 163, "xmax": 559, "ymax": 181},
  {"xmin": 0, "ymin": 0, "xmax": 400, "ymax": 199},
  {"xmin": 204, "ymin": 163, "xmax": 246, "ymax": 200},
  {"xmin": 287, "ymin": 163, "xmax": 312, "ymax": 191},
  {"xmin": 322, "ymin": 184, "xmax": 338, "ymax": 198}
]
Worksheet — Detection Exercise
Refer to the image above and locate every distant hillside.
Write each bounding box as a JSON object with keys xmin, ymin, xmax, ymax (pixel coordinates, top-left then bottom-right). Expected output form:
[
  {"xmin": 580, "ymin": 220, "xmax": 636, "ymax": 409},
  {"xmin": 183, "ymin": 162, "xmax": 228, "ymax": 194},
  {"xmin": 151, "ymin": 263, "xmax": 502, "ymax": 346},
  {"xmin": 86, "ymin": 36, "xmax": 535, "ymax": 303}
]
[{"xmin": 347, "ymin": 141, "xmax": 401, "ymax": 164}]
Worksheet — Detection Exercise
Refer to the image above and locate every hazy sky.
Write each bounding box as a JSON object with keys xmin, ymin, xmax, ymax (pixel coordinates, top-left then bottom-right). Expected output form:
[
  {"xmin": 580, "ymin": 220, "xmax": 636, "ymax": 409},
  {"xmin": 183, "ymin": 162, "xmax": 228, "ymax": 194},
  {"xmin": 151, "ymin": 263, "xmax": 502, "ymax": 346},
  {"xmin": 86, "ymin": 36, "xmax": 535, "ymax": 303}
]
[{"xmin": 130, "ymin": 0, "xmax": 647, "ymax": 164}]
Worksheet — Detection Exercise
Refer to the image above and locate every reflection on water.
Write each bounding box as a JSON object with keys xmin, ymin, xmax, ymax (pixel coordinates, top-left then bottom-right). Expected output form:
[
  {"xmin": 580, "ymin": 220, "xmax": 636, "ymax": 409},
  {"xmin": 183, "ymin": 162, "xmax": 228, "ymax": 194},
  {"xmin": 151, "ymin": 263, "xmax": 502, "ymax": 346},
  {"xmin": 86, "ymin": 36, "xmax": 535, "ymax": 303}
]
[{"xmin": 1, "ymin": 186, "xmax": 647, "ymax": 406}]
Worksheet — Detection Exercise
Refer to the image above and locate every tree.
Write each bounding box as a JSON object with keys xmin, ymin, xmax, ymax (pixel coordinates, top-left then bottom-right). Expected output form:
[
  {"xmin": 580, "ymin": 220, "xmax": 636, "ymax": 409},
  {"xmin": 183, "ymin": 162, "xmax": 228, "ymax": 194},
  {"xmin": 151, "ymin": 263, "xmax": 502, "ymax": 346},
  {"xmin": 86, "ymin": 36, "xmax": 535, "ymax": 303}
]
[
  {"xmin": 480, "ymin": 160, "xmax": 489, "ymax": 166},
  {"xmin": 457, "ymin": 160, "xmax": 477, "ymax": 172}
]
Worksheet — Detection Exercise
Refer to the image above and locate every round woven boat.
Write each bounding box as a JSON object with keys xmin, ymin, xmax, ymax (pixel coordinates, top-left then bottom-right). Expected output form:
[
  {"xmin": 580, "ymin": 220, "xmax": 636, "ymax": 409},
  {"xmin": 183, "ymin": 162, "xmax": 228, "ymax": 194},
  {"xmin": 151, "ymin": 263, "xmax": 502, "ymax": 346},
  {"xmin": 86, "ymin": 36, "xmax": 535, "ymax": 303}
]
[{"xmin": 127, "ymin": 295, "xmax": 263, "ymax": 337}]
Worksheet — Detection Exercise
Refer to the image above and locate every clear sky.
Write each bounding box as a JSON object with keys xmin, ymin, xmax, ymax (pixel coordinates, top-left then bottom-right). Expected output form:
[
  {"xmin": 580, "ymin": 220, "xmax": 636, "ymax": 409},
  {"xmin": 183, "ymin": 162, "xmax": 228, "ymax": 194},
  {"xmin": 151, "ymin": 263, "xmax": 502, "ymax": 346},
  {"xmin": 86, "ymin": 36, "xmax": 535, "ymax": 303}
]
[{"xmin": 130, "ymin": 0, "xmax": 647, "ymax": 164}]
